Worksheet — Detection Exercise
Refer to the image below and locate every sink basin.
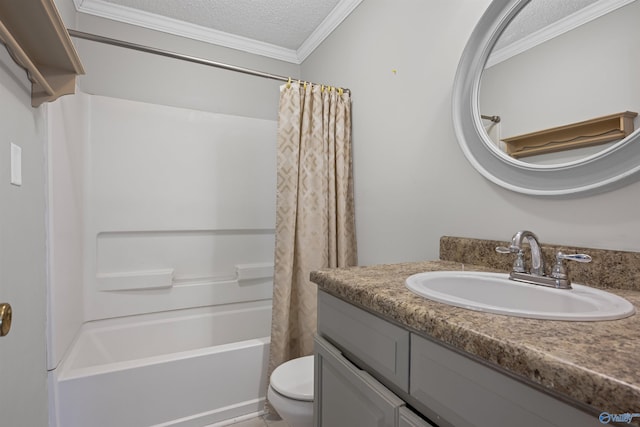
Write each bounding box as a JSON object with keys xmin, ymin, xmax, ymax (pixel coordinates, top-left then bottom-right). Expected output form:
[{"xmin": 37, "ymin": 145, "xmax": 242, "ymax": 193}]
[{"xmin": 405, "ymin": 271, "xmax": 635, "ymax": 321}]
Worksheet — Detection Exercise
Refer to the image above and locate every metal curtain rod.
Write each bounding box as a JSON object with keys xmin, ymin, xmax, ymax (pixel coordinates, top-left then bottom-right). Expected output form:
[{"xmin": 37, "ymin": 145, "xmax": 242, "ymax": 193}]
[{"xmin": 67, "ymin": 29, "xmax": 349, "ymax": 93}]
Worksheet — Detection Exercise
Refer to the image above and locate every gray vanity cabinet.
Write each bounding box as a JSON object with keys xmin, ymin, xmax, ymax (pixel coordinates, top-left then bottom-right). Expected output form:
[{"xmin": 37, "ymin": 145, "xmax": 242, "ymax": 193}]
[{"xmin": 316, "ymin": 290, "xmax": 603, "ymax": 427}]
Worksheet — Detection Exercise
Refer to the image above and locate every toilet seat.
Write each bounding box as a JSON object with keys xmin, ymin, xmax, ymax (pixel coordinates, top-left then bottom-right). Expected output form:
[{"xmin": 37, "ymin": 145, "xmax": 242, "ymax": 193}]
[{"xmin": 270, "ymin": 355, "xmax": 314, "ymax": 402}]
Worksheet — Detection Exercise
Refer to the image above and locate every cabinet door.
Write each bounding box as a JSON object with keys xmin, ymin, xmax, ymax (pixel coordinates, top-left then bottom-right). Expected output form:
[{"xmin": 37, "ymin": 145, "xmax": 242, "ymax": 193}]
[
  {"xmin": 315, "ymin": 336, "xmax": 404, "ymax": 427},
  {"xmin": 399, "ymin": 407, "xmax": 436, "ymax": 427}
]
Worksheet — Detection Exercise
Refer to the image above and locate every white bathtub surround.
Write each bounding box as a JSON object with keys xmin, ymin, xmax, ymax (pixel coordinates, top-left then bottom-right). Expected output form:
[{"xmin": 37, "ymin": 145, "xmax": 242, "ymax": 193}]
[
  {"xmin": 84, "ymin": 95, "xmax": 277, "ymax": 322},
  {"xmin": 47, "ymin": 92, "xmax": 278, "ymax": 366},
  {"xmin": 268, "ymin": 83, "xmax": 358, "ymax": 413},
  {"xmin": 47, "ymin": 92, "xmax": 279, "ymax": 426},
  {"xmin": 54, "ymin": 301, "xmax": 271, "ymax": 427}
]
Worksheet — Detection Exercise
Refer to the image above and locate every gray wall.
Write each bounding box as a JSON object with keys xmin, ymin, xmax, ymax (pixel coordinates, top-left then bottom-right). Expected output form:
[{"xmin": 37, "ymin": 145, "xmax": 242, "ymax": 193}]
[
  {"xmin": 301, "ymin": 0, "xmax": 640, "ymax": 266},
  {"xmin": 0, "ymin": 48, "xmax": 49, "ymax": 426},
  {"xmin": 73, "ymin": 14, "xmax": 300, "ymax": 120}
]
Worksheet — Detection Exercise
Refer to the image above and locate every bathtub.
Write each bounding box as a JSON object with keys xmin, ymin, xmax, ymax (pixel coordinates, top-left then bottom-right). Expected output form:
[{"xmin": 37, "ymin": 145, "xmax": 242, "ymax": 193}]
[{"xmin": 54, "ymin": 300, "xmax": 272, "ymax": 427}]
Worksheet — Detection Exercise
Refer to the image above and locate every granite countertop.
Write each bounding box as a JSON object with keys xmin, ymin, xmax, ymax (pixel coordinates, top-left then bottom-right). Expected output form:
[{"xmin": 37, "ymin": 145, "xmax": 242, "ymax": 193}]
[{"xmin": 310, "ymin": 260, "xmax": 640, "ymax": 419}]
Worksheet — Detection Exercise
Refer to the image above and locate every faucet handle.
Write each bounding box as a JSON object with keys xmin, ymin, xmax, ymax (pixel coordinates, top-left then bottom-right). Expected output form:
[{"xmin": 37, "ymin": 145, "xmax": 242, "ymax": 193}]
[
  {"xmin": 556, "ymin": 252, "xmax": 592, "ymax": 263},
  {"xmin": 551, "ymin": 252, "xmax": 592, "ymax": 280},
  {"xmin": 496, "ymin": 246, "xmax": 526, "ymax": 273}
]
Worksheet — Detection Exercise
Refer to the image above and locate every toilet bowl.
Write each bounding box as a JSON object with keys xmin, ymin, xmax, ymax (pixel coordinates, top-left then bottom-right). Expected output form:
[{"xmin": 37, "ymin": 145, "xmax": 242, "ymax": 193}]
[{"xmin": 267, "ymin": 355, "xmax": 314, "ymax": 427}]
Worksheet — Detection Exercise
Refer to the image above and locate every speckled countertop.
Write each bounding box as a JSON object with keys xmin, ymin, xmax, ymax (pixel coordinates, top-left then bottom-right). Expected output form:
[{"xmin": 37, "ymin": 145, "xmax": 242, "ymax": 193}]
[{"xmin": 310, "ymin": 259, "xmax": 640, "ymax": 420}]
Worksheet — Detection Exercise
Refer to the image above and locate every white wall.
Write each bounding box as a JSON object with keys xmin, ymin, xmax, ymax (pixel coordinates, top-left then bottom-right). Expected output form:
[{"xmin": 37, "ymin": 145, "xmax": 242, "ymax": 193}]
[
  {"xmin": 53, "ymin": 0, "xmax": 77, "ymax": 28},
  {"xmin": 0, "ymin": 48, "xmax": 49, "ymax": 426},
  {"xmin": 301, "ymin": 0, "xmax": 640, "ymax": 266}
]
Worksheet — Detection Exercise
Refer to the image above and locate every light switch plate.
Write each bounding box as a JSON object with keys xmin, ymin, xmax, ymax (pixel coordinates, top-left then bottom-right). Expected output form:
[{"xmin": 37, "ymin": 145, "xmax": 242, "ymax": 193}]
[{"xmin": 10, "ymin": 143, "xmax": 22, "ymax": 186}]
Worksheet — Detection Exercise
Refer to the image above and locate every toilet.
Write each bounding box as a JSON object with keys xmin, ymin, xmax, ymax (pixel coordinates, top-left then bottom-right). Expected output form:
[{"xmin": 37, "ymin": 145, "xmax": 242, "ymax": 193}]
[{"xmin": 267, "ymin": 355, "xmax": 314, "ymax": 427}]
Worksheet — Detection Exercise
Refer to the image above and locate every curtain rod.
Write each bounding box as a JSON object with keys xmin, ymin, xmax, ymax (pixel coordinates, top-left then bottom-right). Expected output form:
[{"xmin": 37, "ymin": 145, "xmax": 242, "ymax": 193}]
[{"xmin": 67, "ymin": 29, "xmax": 349, "ymax": 93}]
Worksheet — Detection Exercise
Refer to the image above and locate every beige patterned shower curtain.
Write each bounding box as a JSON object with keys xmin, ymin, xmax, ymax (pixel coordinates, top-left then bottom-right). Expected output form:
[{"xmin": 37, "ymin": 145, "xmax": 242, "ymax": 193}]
[{"xmin": 267, "ymin": 82, "xmax": 357, "ymax": 376}]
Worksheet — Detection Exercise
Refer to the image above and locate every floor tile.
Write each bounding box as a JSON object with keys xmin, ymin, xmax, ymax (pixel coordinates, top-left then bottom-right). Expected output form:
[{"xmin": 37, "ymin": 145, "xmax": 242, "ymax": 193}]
[{"xmin": 263, "ymin": 413, "xmax": 287, "ymax": 426}]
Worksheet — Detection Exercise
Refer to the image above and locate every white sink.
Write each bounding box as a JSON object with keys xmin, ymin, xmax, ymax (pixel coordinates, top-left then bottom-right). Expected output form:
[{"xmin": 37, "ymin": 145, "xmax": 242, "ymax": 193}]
[{"xmin": 405, "ymin": 271, "xmax": 635, "ymax": 321}]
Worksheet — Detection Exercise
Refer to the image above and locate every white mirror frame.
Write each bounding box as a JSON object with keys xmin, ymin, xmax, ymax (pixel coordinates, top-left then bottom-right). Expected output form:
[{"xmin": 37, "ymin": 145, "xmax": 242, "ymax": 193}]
[{"xmin": 452, "ymin": 0, "xmax": 640, "ymax": 196}]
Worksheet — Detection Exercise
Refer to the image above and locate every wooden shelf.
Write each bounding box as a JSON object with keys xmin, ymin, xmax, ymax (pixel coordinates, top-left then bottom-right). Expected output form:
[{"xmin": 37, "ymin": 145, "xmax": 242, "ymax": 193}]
[
  {"xmin": 0, "ymin": 0, "xmax": 84, "ymax": 107},
  {"xmin": 502, "ymin": 111, "xmax": 638, "ymax": 159}
]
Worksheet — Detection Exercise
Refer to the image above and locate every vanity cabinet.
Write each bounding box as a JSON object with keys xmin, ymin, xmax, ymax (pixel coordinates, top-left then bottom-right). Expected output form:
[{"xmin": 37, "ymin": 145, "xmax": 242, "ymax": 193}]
[{"xmin": 316, "ymin": 290, "xmax": 602, "ymax": 427}]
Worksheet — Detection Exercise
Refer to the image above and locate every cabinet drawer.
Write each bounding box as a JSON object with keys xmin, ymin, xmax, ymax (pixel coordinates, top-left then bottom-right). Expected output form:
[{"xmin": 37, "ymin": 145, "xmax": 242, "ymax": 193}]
[
  {"xmin": 409, "ymin": 334, "xmax": 602, "ymax": 427},
  {"xmin": 314, "ymin": 336, "xmax": 404, "ymax": 427},
  {"xmin": 317, "ymin": 291, "xmax": 410, "ymax": 392}
]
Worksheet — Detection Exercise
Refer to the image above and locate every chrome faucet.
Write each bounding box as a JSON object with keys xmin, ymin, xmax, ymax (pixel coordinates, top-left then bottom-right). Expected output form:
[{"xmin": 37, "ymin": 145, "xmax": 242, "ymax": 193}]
[
  {"xmin": 496, "ymin": 231, "xmax": 591, "ymax": 289},
  {"xmin": 511, "ymin": 230, "xmax": 544, "ymax": 276}
]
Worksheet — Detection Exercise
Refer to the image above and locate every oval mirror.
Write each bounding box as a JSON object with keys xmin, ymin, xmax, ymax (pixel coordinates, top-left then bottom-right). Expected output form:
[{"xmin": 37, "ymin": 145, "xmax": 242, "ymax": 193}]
[{"xmin": 453, "ymin": 0, "xmax": 640, "ymax": 196}]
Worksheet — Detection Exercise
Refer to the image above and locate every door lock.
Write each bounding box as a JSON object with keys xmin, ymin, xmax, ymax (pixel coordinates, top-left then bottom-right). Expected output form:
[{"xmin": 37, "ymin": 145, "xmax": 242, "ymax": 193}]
[{"xmin": 0, "ymin": 303, "xmax": 12, "ymax": 337}]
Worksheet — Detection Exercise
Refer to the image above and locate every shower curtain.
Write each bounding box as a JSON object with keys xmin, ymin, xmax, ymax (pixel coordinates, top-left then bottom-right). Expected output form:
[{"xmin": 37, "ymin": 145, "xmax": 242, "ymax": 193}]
[{"xmin": 268, "ymin": 82, "xmax": 357, "ymax": 379}]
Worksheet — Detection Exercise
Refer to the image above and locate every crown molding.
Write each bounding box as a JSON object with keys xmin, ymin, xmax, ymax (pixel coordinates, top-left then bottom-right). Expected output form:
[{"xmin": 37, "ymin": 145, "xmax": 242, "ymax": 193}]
[
  {"xmin": 486, "ymin": 0, "xmax": 635, "ymax": 68},
  {"xmin": 74, "ymin": 0, "xmax": 299, "ymax": 62},
  {"xmin": 73, "ymin": 0, "xmax": 362, "ymax": 64},
  {"xmin": 296, "ymin": 0, "xmax": 363, "ymax": 62}
]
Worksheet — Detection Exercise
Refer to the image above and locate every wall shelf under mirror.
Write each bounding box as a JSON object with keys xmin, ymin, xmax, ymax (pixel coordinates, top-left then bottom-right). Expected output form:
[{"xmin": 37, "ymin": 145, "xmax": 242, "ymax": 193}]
[{"xmin": 502, "ymin": 111, "xmax": 638, "ymax": 159}]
